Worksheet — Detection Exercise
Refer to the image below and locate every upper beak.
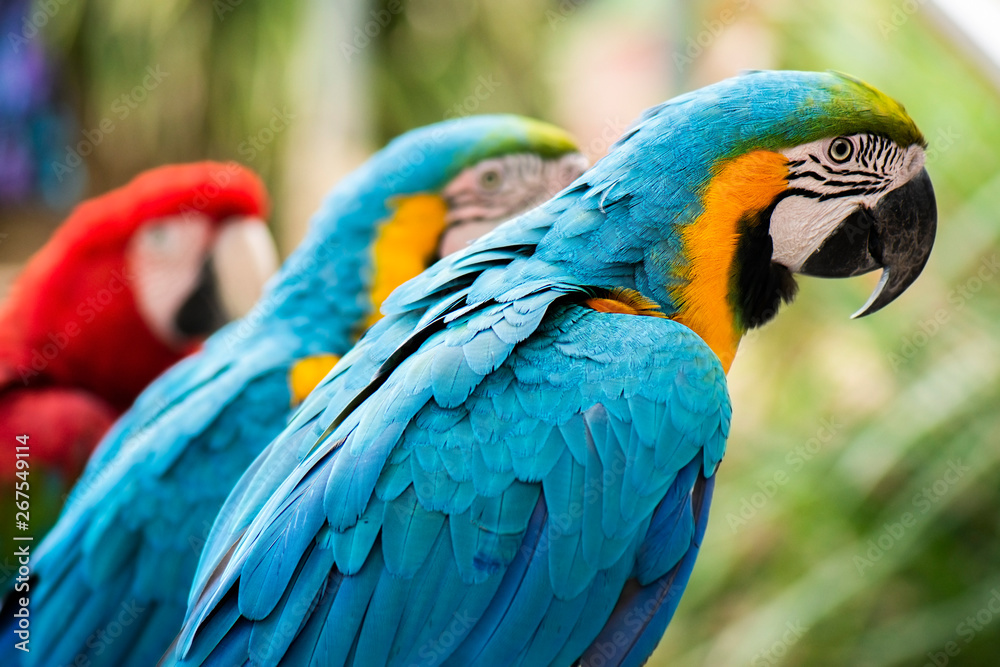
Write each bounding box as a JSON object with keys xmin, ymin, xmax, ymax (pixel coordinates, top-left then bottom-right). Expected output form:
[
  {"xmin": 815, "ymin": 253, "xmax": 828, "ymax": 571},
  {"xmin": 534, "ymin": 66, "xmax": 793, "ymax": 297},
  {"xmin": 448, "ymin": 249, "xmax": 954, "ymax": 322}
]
[
  {"xmin": 798, "ymin": 168, "xmax": 937, "ymax": 318},
  {"xmin": 174, "ymin": 218, "xmax": 279, "ymax": 340},
  {"xmin": 210, "ymin": 218, "xmax": 279, "ymax": 318}
]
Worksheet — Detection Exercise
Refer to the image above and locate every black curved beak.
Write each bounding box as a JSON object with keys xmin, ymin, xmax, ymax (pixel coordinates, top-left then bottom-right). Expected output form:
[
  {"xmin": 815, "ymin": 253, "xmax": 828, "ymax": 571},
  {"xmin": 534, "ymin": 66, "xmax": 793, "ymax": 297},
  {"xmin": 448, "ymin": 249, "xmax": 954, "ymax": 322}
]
[
  {"xmin": 174, "ymin": 257, "xmax": 228, "ymax": 339},
  {"xmin": 799, "ymin": 168, "xmax": 937, "ymax": 318}
]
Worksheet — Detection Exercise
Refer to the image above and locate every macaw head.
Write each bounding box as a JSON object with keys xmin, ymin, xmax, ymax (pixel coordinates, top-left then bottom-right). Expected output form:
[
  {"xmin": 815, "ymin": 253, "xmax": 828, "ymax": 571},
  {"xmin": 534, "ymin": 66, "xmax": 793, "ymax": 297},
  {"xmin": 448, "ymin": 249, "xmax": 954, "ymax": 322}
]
[
  {"xmin": 567, "ymin": 70, "xmax": 936, "ymax": 370},
  {"xmin": 287, "ymin": 114, "xmax": 588, "ymax": 334},
  {"xmin": 363, "ymin": 115, "xmax": 588, "ymax": 328},
  {"xmin": 118, "ymin": 163, "xmax": 277, "ymax": 347},
  {"xmin": 0, "ymin": 161, "xmax": 277, "ymax": 409}
]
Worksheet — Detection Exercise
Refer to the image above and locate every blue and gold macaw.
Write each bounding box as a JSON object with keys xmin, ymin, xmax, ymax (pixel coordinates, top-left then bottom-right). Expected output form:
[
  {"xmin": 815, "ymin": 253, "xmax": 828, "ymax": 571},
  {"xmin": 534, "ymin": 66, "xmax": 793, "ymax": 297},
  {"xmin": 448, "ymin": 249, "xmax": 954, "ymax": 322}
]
[
  {"xmin": 171, "ymin": 71, "xmax": 936, "ymax": 667},
  {"xmin": 8, "ymin": 116, "xmax": 587, "ymax": 666}
]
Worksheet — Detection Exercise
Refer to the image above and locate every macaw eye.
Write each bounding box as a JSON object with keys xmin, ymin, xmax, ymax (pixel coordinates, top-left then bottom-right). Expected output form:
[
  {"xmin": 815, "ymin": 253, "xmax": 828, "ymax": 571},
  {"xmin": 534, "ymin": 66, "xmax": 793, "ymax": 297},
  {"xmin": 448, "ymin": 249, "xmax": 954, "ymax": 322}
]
[
  {"xmin": 828, "ymin": 137, "xmax": 854, "ymax": 163},
  {"xmin": 146, "ymin": 224, "xmax": 172, "ymax": 248},
  {"xmin": 478, "ymin": 168, "xmax": 503, "ymax": 190}
]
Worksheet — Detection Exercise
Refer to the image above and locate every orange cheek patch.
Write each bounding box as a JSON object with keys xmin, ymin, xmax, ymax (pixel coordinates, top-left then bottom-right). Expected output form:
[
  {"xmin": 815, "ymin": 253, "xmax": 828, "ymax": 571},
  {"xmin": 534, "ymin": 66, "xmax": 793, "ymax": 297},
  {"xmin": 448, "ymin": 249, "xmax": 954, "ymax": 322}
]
[
  {"xmin": 365, "ymin": 194, "xmax": 448, "ymax": 330},
  {"xmin": 672, "ymin": 150, "xmax": 788, "ymax": 373}
]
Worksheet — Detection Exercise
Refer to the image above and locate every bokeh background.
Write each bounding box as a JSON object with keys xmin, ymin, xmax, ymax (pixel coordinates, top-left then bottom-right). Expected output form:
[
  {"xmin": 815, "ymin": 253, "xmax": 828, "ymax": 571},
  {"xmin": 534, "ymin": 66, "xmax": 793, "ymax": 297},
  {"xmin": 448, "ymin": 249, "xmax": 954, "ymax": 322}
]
[{"xmin": 1, "ymin": 0, "xmax": 999, "ymax": 664}]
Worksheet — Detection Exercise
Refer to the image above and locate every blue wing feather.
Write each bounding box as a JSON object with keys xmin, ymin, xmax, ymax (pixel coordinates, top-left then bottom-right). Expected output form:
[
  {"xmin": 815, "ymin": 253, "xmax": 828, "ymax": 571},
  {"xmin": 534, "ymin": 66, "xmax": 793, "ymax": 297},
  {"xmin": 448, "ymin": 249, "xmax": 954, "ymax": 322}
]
[{"xmin": 172, "ymin": 298, "xmax": 730, "ymax": 666}]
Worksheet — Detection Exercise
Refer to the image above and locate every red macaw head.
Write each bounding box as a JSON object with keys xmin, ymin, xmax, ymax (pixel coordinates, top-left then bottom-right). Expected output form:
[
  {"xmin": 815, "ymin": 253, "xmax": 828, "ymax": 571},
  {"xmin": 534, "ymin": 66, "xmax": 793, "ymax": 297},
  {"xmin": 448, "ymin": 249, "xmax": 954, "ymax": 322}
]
[{"xmin": 0, "ymin": 161, "xmax": 277, "ymax": 412}]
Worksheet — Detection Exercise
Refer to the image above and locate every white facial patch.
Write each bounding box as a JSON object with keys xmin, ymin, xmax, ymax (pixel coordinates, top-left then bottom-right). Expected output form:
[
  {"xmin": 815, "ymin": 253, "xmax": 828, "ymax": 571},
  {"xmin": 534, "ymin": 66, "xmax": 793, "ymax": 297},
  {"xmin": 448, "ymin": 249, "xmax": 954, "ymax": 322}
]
[
  {"xmin": 441, "ymin": 152, "xmax": 588, "ymax": 243},
  {"xmin": 770, "ymin": 135, "xmax": 925, "ymax": 271},
  {"xmin": 127, "ymin": 214, "xmax": 214, "ymax": 347},
  {"xmin": 441, "ymin": 153, "xmax": 587, "ymax": 224}
]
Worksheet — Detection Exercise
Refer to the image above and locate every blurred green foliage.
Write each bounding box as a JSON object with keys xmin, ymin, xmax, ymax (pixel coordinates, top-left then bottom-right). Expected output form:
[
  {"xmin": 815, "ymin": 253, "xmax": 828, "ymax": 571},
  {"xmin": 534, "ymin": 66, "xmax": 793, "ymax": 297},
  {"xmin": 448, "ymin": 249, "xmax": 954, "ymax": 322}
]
[
  {"xmin": 39, "ymin": 0, "xmax": 301, "ymax": 195},
  {"xmin": 369, "ymin": 0, "xmax": 561, "ymax": 143}
]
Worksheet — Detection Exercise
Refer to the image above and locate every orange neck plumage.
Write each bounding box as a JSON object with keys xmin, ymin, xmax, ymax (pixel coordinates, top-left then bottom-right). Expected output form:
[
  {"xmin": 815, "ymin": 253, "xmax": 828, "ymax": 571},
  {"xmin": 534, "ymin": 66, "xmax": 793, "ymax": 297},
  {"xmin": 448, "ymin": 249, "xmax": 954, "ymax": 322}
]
[
  {"xmin": 670, "ymin": 150, "xmax": 789, "ymax": 372},
  {"xmin": 365, "ymin": 194, "xmax": 448, "ymax": 330}
]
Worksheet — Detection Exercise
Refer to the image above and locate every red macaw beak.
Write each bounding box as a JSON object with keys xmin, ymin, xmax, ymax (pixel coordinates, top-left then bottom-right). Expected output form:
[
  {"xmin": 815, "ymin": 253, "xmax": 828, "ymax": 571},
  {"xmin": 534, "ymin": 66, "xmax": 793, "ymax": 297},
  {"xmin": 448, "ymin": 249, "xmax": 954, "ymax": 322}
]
[{"xmin": 175, "ymin": 216, "xmax": 278, "ymax": 340}]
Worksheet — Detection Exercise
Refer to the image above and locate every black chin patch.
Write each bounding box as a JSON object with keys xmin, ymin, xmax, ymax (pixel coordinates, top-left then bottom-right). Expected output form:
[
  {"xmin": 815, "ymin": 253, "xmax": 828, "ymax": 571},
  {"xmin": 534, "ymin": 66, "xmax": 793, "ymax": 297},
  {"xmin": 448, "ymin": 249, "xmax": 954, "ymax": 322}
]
[
  {"xmin": 175, "ymin": 259, "xmax": 226, "ymax": 339},
  {"xmin": 732, "ymin": 206, "xmax": 798, "ymax": 330}
]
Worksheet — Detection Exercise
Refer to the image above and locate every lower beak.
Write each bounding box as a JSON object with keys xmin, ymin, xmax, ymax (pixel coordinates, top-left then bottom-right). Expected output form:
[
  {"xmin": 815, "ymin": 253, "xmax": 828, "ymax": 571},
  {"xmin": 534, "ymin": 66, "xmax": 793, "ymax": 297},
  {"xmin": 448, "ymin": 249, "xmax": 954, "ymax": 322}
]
[
  {"xmin": 799, "ymin": 168, "xmax": 937, "ymax": 318},
  {"xmin": 174, "ymin": 256, "xmax": 225, "ymax": 339},
  {"xmin": 174, "ymin": 218, "xmax": 279, "ymax": 339}
]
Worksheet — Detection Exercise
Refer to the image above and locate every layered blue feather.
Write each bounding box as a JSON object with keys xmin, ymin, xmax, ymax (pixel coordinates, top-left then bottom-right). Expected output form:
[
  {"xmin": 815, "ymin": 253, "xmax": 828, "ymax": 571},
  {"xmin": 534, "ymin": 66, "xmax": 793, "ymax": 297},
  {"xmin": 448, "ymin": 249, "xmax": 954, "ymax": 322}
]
[{"xmin": 176, "ymin": 296, "xmax": 728, "ymax": 667}]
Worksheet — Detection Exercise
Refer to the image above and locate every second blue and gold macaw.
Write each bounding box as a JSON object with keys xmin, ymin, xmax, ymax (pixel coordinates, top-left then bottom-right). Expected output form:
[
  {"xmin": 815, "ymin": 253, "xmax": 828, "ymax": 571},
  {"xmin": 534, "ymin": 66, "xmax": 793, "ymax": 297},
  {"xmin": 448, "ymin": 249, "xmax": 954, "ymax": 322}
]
[
  {"xmin": 171, "ymin": 71, "xmax": 936, "ymax": 666},
  {"xmin": 12, "ymin": 116, "xmax": 587, "ymax": 666}
]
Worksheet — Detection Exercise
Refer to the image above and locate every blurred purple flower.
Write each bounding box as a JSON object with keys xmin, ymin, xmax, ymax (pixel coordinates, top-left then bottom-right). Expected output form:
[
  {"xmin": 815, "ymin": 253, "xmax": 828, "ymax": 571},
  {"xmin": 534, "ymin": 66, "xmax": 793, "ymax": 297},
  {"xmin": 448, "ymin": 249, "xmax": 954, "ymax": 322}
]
[{"xmin": 0, "ymin": 0, "xmax": 84, "ymax": 209}]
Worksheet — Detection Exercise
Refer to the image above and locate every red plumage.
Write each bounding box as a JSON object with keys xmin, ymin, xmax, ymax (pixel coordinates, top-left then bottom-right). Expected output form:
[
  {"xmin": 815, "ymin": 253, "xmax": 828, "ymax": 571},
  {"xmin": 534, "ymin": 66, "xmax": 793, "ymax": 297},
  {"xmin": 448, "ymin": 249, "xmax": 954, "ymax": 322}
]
[{"xmin": 0, "ymin": 161, "xmax": 269, "ymax": 483}]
